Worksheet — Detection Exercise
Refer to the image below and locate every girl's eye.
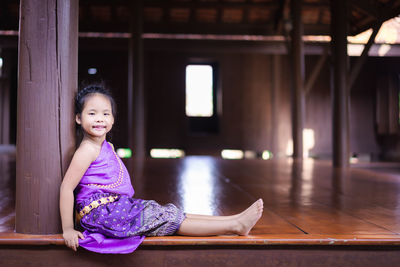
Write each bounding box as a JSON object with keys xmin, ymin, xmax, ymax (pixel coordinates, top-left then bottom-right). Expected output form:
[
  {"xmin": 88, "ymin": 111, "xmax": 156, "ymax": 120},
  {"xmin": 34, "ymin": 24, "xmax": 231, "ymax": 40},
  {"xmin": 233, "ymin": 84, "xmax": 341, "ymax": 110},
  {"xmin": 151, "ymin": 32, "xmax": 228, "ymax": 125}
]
[
  {"xmin": 89, "ymin": 112, "xmax": 95, "ymax": 115},
  {"xmin": 104, "ymin": 113, "xmax": 110, "ymax": 116}
]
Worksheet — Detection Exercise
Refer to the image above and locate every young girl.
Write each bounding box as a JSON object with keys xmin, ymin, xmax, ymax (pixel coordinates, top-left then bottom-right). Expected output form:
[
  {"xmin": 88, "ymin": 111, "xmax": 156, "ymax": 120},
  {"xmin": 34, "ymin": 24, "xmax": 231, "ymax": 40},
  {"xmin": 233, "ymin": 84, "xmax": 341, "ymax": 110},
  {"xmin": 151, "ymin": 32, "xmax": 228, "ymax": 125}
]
[{"xmin": 60, "ymin": 85, "xmax": 264, "ymax": 254}]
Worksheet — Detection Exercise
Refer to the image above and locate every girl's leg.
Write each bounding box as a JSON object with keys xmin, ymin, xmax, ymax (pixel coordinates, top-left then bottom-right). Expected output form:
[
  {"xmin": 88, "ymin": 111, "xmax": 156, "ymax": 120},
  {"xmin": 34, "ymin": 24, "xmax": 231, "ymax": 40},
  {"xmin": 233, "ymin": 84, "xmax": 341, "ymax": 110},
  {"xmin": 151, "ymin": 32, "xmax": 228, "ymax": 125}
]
[
  {"xmin": 185, "ymin": 214, "xmax": 237, "ymax": 221},
  {"xmin": 177, "ymin": 199, "xmax": 263, "ymax": 236},
  {"xmin": 185, "ymin": 199, "xmax": 263, "ymax": 221}
]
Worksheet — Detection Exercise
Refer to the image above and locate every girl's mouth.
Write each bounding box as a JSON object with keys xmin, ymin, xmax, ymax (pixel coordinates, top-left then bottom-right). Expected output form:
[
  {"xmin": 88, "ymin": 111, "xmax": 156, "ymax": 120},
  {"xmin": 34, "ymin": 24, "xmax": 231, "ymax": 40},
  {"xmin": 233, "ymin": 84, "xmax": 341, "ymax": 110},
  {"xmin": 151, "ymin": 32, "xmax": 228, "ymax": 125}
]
[{"xmin": 93, "ymin": 125, "xmax": 106, "ymax": 129}]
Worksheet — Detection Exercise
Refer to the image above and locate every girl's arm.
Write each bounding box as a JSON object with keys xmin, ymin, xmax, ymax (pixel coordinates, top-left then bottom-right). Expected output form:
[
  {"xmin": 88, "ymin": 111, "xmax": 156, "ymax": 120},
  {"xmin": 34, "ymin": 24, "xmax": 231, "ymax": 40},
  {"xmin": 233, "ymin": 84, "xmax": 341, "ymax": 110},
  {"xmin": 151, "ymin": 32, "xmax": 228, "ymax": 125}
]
[{"xmin": 59, "ymin": 143, "xmax": 97, "ymax": 251}]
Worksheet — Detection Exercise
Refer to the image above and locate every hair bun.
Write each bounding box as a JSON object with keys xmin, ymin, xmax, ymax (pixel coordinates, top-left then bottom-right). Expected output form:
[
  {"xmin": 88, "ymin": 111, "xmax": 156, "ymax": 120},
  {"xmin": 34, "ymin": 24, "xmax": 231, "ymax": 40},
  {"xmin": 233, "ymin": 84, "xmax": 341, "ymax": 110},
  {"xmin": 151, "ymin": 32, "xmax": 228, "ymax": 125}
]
[{"xmin": 74, "ymin": 83, "xmax": 117, "ymax": 117}]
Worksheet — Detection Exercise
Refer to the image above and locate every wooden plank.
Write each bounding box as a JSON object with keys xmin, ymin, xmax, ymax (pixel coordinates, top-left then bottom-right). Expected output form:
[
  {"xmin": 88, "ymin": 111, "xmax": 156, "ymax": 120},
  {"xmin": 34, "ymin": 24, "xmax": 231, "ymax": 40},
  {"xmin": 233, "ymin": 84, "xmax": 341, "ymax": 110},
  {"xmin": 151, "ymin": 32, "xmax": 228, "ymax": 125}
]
[
  {"xmin": 1, "ymin": 245, "xmax": 400, "ymax": 267},
  {"xmin": 137, "ymin": 158, "xmax": 303, "ymax": 234},
  {"xmin": 215, "ymin": 158, "xmax": 400, "ymax": 236},
  {"xmin": 1, "ymin": 232, "xmax": 400, "ymax": 246},
  {"xmin": 269, "ymin": 203, "xmax": 394, "ymax": 235}
]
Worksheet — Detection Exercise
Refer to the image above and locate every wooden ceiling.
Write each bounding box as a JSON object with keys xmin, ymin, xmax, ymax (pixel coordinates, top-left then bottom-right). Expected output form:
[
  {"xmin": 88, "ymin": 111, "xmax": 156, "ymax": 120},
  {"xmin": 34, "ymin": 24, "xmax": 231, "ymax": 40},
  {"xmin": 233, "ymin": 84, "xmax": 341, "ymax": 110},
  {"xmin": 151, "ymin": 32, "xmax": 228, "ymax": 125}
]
[{"xmin": 1, "ymin": 0, "xmax": 400, "ymax": 36}]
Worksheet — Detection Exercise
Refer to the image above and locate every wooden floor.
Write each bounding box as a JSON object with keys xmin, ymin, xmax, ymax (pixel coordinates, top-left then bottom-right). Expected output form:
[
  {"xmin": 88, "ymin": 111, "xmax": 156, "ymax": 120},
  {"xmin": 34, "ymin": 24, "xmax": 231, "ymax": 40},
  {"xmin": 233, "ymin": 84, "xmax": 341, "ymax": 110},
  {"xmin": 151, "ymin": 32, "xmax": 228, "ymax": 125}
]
[{"xmin": 1, "ymin": 152, "xmax": 400, "ymax": 245}]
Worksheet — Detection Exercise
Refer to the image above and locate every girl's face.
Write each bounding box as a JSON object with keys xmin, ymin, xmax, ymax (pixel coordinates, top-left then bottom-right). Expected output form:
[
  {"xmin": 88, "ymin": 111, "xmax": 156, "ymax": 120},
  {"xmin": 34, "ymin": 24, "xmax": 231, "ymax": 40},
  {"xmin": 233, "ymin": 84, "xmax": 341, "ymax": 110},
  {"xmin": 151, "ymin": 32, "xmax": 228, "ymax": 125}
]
[{"xmin": 76, "ymin": 93, "xmax": 114, "ymax": 140}]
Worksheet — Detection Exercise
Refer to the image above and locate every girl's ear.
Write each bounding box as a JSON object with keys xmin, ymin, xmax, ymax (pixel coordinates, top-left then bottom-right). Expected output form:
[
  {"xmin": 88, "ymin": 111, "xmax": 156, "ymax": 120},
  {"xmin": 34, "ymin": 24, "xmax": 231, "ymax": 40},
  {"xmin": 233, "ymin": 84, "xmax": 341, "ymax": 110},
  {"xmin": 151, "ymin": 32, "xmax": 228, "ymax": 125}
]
[{"xmin": 75, "ymin": 114, "xmax": 81, "ymax": 125}]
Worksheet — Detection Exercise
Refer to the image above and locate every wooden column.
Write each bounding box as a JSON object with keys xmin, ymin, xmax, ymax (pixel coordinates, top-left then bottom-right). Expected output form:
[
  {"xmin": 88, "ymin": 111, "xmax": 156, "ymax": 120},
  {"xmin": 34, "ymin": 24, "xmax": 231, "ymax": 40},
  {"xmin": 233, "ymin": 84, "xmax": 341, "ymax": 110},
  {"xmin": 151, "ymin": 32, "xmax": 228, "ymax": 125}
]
[
  {"xmin": 128, "ymin": 0, "xmax": 146, "ymax": 163},
  {"xmin": 330, "ymin": 0, "xmax": 349, "ymax": 167},
  {"xmin": 290, "ymin": 0, "xmax": 305, "ymax": 159},
  {"xmin": 16, "ymin": 0, "xmax": 78, "ymax": 234},
  {"xmin": 270, "ymin": 54, "xmax": 281, "ymax": 156}
]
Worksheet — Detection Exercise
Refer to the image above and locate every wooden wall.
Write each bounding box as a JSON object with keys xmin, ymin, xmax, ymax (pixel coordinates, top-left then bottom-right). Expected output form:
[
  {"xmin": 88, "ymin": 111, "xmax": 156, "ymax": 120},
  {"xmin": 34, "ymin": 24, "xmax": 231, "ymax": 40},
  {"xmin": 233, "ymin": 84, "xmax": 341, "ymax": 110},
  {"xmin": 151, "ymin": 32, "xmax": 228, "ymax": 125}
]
[
  {"xmin": 354, "ymin": 57, "xmax": 400, "ymax": 161},
  {"xmin": 20, "ymin": 39, "xmax": 400, "ymax": 161},
  {"xmin": 304, "ymin": 55, "xmax": 332, "ymax": 158},
  {"xmin": 144, "ymin": 49, "xmax": 293, "ymax": 156},
  {"xmin": 142, "ymin": 41, "xmax": 394, "ymax": 159}
]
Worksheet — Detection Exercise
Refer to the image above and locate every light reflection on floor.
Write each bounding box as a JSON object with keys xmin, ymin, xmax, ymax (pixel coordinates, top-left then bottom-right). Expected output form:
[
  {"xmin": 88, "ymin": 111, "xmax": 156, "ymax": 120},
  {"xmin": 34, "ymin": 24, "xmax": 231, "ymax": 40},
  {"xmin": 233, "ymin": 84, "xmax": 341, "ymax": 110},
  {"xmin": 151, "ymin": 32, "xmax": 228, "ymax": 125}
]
[
  {"xmin": 178, "ymin": 156, "xmax": 218, "ymax": 215},
  {"xmin": 300, "ymin": 159, "xmax": 316, "ymax": 202}
]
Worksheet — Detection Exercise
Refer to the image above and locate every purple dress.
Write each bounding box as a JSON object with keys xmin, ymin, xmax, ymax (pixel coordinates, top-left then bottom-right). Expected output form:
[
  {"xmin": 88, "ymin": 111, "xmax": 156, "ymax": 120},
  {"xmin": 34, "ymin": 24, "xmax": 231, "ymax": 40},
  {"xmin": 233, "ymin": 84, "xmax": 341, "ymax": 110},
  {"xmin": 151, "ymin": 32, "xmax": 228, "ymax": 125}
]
[{"xmin": 75, "ymin": 141, "xmax": 185, "ymax": 254}]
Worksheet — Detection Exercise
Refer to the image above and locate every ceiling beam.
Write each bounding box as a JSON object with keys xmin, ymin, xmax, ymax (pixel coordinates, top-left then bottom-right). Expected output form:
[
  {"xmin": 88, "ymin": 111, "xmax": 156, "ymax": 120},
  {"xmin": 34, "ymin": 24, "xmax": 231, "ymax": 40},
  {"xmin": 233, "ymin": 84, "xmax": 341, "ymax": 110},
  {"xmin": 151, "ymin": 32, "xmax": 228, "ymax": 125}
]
[
  {"xmin": 145, "ymin": 1, "xmax": 276, "ymax": 9},
  {"xmin": 79, "ymin": 20, "xmax": 331, "ymax": 36},
  {"xmin": 80, "ymin": 0, "xmax": 327, "ymax": 9},
  {"xmin": 350, "ymin": 0, "xmax": 400, "ymax": 35},
  {"xmin": 305, "ymin": 46, "xmax": 329, "ymax": 95},
  {"xmin": 349, "ymin": 0, "xmax": 379, "ymax": 18},
  {"xmin": 348, "ymin": 22, "xmax": 382, "ymax": 90}
]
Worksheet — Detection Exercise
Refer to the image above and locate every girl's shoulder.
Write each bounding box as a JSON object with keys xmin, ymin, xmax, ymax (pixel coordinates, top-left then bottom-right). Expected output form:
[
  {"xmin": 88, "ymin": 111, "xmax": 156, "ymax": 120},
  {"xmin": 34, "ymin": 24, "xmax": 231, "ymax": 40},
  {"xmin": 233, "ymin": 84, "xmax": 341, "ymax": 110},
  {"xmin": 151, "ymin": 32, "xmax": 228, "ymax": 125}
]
[
  {"xmin": 107, "ymin": 142, "xmax": 115, "ymax": 151},
  {"xmin": 75, "ymin": 140, "xmax": 103, "ymax": 163}
]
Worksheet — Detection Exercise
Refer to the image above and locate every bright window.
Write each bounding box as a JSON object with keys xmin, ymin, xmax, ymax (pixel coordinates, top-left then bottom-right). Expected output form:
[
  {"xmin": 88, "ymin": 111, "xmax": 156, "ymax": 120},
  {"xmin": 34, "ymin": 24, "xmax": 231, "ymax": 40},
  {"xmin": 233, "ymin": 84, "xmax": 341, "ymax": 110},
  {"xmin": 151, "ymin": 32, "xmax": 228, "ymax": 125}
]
[{"xmin": 185, "ymin": 65, "xmax": 213, "ymax": 117}]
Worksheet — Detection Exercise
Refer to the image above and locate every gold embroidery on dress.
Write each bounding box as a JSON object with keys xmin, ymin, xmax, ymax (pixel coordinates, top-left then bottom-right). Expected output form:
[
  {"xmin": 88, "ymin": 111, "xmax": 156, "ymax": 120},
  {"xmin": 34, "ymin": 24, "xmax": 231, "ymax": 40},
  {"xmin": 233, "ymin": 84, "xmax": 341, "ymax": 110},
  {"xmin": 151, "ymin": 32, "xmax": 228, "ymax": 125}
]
[{"xmin": 78, "ymin": 195, "xmax": 119, "ymax": 219}]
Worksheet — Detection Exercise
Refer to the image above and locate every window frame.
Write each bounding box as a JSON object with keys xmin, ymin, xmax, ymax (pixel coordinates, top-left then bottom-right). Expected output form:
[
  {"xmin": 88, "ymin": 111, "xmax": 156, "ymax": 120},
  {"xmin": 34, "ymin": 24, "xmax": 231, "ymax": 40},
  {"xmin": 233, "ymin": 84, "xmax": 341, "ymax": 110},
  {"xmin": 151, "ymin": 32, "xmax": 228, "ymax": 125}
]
[{"xmin": 185, "ymin": 61, "xmax": 220, "ymax": 134}]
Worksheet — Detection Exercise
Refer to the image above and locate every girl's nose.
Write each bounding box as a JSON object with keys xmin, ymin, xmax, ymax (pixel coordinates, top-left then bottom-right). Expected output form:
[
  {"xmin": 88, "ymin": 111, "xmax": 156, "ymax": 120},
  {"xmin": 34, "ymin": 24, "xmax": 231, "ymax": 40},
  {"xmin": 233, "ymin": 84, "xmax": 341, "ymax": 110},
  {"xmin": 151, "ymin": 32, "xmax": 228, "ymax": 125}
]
[{"xmin": 96, "ymin": 116, "xmax": 104, "ymax": 122}]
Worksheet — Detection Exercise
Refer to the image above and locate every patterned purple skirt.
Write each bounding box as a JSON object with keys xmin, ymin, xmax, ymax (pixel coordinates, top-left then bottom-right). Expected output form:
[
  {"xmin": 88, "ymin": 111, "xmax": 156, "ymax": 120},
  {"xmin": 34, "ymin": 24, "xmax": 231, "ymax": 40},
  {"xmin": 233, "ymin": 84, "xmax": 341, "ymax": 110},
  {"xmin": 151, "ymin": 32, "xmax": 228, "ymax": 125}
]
[{"xmin": 78, "ymin": 193, "xmax": 186, "ymax": 238}]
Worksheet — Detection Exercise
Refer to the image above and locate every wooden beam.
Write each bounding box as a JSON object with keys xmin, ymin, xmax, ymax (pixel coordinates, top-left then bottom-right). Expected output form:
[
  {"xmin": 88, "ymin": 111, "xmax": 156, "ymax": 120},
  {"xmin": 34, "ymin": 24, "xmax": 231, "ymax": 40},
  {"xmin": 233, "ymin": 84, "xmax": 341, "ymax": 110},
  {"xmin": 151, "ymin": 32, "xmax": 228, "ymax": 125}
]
[
  {"xmin": 145, "ymin": 0, "xmax": 276, "ymax": 9},
  {"xmin": 290, "ymin": 0, "xmax": 305, "ymax": 159},
  {"xmin": 128, "ymin": 0, "xmax": 146, "ymax": 161},
  {"xmin": 16, "ymin": 0, "xmax": 78, "ymax": 234},
  {"xmin": 82, "ymin": 0, "xmax": 326, "ymax": 9},
  {"xmin": 349, "ymin": 0, "xmax": 379, "ymax": 18},
  {"xmin": 141, "ymin": 22, "xmax": 330, "ymax": 36},
  {"xmin": 348, "ymin": 22, "xmax": 382, "ymax": 91},
  {"xmin": 350, "ymin": 0, "xmax": 400, "ymax": 35},
  {"xmin": 305, "ymin": 46, "xmax": 329, "ymax": 96},
  {"xmin": 330, "ymin": 0, "xmax": 349, "ymax": 168}
]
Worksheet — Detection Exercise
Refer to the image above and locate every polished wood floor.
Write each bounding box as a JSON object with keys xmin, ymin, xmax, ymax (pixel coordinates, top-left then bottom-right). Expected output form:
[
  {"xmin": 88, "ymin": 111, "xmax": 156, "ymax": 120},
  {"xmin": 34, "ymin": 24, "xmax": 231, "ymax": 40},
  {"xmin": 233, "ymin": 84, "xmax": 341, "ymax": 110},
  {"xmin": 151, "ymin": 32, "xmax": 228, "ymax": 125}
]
[{"xmin": 1, "ymin": 152, "xmax": 400, "ymax": 245}]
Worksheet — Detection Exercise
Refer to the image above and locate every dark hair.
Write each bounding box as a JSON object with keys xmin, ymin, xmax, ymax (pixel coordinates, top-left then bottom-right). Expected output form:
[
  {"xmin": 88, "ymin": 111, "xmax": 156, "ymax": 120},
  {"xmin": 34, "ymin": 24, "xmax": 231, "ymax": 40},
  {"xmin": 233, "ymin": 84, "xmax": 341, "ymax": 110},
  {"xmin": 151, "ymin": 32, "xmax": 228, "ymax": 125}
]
[
  {"xmin": 75, "ymin": 84, "xmax": 117, "ymax": 117},
  {"xmin": 75, "ymin": 84, "xmax": 117, "ymax": 142}
]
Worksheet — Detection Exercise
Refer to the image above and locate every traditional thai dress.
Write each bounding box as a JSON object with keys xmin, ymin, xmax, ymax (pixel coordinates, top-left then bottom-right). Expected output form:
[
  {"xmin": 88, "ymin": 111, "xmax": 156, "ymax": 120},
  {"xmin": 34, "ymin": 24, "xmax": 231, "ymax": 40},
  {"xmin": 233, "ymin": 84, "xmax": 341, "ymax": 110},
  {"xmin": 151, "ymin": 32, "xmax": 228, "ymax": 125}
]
[{"xmin": 75, "ymin": 140, "xmax": 185, "ymax": 254}]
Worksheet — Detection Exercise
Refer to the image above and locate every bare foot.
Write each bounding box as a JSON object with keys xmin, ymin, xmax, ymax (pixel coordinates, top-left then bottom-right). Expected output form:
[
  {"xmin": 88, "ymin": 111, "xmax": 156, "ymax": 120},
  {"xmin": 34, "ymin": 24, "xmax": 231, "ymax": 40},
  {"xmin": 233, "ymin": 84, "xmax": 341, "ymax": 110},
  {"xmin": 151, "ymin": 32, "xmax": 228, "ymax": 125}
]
[{"xmin": 234, "ymin": 199, "xmax": 264, "ymax": 235}]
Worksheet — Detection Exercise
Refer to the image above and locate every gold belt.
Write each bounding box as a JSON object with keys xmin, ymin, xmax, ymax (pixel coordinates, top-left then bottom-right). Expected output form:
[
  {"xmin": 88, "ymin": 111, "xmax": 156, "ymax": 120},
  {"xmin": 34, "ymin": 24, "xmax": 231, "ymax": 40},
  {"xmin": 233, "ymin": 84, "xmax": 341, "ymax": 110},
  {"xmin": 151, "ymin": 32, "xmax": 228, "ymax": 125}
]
[{"xmin": 77, "ymin": 195, "xmax": 119, "ymax": 220}]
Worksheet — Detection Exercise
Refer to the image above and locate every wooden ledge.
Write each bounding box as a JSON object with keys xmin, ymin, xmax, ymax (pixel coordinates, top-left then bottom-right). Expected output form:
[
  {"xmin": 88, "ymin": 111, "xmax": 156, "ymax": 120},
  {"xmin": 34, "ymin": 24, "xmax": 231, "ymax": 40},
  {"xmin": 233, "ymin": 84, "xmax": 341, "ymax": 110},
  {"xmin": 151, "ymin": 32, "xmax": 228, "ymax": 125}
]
[{"xmin": 1, "ymin": 232, "xmax": 400, "ymax": 246}]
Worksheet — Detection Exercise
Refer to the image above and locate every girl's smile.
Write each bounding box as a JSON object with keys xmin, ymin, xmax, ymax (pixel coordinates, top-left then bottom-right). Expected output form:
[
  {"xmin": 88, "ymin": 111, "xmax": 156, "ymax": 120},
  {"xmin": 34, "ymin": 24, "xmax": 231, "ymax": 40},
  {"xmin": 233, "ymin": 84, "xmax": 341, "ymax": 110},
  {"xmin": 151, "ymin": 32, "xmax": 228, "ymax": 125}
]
[{"xmin": 93, "ymin": 125, "xmax": 106, "ymax": 130}]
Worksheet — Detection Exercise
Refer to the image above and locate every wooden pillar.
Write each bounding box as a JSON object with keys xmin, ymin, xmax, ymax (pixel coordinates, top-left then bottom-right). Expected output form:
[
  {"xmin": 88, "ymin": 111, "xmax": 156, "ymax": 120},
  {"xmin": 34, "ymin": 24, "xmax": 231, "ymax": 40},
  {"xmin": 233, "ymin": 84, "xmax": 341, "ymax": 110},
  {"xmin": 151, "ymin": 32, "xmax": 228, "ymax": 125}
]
[
  {"xmin": 270, "ymin": 54, "xmax": 281, "ymax": 156},
  {"xmin": 330, "ymin": 0, "xmax": 349, "ymax": 168},
  {"xmin": 290, "ymin": 0, "xmax": 305, "ymax": 159},
  {"xmin": 16, "ymin": 0, "xmax": 78, "ymax": 234},
  {"xmin": 128, "ymin": 0, "xmax": 146, "ymax": 163}
]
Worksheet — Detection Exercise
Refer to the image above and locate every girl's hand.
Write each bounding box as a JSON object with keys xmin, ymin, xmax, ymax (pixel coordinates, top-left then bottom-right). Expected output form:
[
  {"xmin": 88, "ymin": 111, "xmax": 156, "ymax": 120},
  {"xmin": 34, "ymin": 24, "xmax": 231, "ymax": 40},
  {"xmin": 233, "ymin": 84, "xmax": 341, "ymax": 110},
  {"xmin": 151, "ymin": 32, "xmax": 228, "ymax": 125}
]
[{"xmin": 63, "ymin": 228, "xmax": 85, "ymax": 251}]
